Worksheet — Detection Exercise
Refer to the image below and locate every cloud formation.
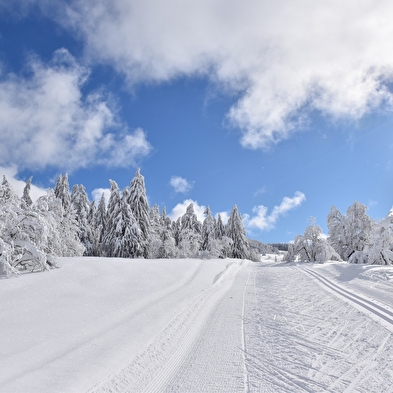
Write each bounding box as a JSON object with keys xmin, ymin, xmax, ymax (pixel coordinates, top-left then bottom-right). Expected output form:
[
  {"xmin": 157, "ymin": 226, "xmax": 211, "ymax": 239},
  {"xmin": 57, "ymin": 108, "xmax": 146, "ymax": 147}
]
[
  {"xmin": 244, "ymin": 191, "xmax": 306, "ymax": 231},
  {"xmin": 0, "ymin": 166, "xmax": 47, "ymax": 202},
  {"xmin": 52, "ymin": 0, "xmax": 393, "ymax": 148},
  {"xmin": 0, "ymin": 48, "xmax": 151, "ymax": 171},
  {"xmin": 170, "ymin": 176, "xmax": 194, "ymax": 194},
  {"xmin": 169, "ymin": 199, "xmax": 206, "ymax": 222}
]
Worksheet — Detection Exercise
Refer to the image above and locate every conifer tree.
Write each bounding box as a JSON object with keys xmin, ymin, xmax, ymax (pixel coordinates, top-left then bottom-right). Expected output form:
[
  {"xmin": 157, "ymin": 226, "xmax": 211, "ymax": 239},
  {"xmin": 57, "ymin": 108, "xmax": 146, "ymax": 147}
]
[
  {"xmin": 178, "ymin": 203, "xmax": 202, "ymax": 258},
  {"xmin": 226, "ymin": 205, "xmax": 250, "ymax": 259},
  {"xmin": 54, "ymin": 173, "xmax": 71, "ymax": 212},
  {"xmin": 128, "ymin": 168, "xmax": 150, "ymax": 257},
  {"xmin": 201, "ymin": 206, "xmax": 216, "ymax": 251},
  {"xmin": 94, "ymin": 193, "xmax": 107, "ymax": 255},
  {"xmin": 21, "ymin": 177, "xmax": 33, "ymax": 208},
  {"xmin": 216, "ymin": 214, "xmax": 225, "ymax": 239}
]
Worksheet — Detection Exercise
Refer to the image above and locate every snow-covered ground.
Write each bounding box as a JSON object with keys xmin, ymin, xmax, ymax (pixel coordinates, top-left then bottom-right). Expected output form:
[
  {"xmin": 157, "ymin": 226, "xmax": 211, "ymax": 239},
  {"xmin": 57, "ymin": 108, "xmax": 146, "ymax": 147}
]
[{"xmin": 1, "ymin": 256, "xmax": 393, "ymax": 392}]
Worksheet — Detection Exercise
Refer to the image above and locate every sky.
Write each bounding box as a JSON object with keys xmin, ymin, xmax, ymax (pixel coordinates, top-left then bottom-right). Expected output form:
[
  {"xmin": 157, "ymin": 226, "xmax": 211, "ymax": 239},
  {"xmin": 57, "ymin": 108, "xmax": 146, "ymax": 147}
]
[{"xmin": 1, "ymin": 0, "xmax": 393, "ymax": 243}]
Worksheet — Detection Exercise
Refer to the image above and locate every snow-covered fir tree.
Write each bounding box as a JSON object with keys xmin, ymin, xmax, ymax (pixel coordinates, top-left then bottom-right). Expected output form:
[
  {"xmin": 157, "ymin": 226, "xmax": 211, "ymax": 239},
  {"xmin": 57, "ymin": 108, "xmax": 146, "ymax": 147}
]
[
  {"xmin": 215, "ymin": 214, "xmax": 225, "ymax": 239},
  {"xmin": 147, "ymin": 204, "xmax": 163, "ymax": 258},
  {"xmin": 0, "ymin": 176, "xmax": 84, "ymax": 277},
  {"xmin": 201, "ymin": 206, "xmax": 221, "ymax": 258},
  {"xmin": 54, "ymin": 173, "xmax": 71, "ymax": 212},
  {"xmin": 94, "ymin": 193, "xmax": 107, "ymax": 255},
  {"xmin": 128, "ymin": 168, "xmax": 151, "ymax": 258},
  {"xmin": 21, "ymin": 177, "xmax": 33, "ymax": 208},
  {"xmin": 159, "ymin": 207, "xmax": 176, "ymax": 258},
  {"xmin": 226, "ymin": 205, "xmax": 250, "ymax": 259},
  {"xmin": 102, "ymin": 181, "xmax": 143, "ymax": 258},
  {"xmin": 71, "ymin": 185, "xmax": 96, "ymax": 256},
  {"xmin": 178, "ymin": 203, "xmax": 202, "ymax": 258}
]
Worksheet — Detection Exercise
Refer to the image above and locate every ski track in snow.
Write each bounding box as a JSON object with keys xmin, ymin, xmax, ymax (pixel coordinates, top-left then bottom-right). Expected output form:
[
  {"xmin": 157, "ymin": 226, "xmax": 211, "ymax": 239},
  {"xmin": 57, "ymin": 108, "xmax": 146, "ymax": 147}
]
[
  {"xmin": 244, "ymin": 264, "xmax": 393, "ymax": 393},
  {"xmin": 2, "ymin": 258, "xmax": 393, "ymax": 392},
  {"xmin": 88, "ymin": 261, "xmax": 249, "ymax": 393}
]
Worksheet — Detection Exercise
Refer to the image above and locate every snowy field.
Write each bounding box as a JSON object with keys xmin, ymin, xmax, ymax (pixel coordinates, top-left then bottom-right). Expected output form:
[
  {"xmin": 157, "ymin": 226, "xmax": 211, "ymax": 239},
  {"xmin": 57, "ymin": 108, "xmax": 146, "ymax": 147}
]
[{"xmin": 1, "ymin": 256, "xmax": 393, "ymax": 392}]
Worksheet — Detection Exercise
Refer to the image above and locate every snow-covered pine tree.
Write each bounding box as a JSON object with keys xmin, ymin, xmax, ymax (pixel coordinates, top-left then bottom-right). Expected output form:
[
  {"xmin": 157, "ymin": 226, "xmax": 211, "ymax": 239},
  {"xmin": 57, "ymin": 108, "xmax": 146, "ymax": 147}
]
[
  {"xmin": 147, "ymin": 204, "xmax": 162, "ymax": 258},
  {"xmin": 115, "ymin": 187, "xmax": 143, "ymax": 258},
  {"xmin": 128, "ymin": 168, "xmax": 150, "ymax": 258},
  {"xmin": 201, "ymin": 206, "xmax": 220, "ymax": 258},
  {"xmin": 34, "ymin": 190, "xmax": 84, "ymax": 258},
  {"xmin": 159, "ymin": 207, "xmax": 176, "ymax": 258},
  {"xmin": 215, "ymin": 214, "xmax": 225, "ymax": 239},
  {"xmin": 21, "ymin": 177, "xmax": 33, "ymax": 208},
  {"xmin": 226, "ymin": 205, "xmax": 250, "ymax": 259},
  {"xmin": 54, "ymin": 173, "xmax": 71, "ymax": 212},
  {"xmin": 0, "ymin": 176, "xmax": 76, "ymax": 275},
  {"xmin": 71, "ymin": 185, "xmax": 96, "ymax": 256},
  {"xmin": 94, "ymin": 193, "xmax": 107, "ymax": 255},
  {"xmin": 101, "ymin": 180, "xmax": 121, "ymax": 257},
  {"xmin": 101, "ymin": 180, "xmax": 143, "ymax": 258},
  {"xmin": 178, "ymin": 203, "xmax": 202, "ymax": 258}
]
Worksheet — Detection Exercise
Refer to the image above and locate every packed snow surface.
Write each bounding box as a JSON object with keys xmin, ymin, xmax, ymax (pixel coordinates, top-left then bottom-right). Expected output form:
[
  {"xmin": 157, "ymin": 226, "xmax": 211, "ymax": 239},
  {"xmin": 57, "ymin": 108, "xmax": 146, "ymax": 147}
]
[{"xmin": 1, "ymin": 256, "xmax": 393, "ymax": 392}]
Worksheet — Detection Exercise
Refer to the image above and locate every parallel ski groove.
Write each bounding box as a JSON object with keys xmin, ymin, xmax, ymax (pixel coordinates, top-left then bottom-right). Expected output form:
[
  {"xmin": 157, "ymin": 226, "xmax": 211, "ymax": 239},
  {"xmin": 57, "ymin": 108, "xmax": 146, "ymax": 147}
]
[{"xmin": 302, "ymin": 267, "xmax": 393, "ymax": 332}]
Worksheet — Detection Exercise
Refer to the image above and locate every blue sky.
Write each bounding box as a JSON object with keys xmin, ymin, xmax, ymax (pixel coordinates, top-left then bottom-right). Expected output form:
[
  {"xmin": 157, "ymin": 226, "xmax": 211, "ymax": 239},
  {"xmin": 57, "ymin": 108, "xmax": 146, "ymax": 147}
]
[{"xmin": 1, "ymin": 1, "xmax": 393, "ymax": 243}]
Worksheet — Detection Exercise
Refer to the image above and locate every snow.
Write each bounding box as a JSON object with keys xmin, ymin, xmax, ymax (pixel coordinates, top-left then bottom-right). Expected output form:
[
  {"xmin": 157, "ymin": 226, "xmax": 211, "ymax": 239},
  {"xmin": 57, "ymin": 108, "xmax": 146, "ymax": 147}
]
[{"xmin": 1, "ymin": 256, "xmax": 393, "ymax": 392}]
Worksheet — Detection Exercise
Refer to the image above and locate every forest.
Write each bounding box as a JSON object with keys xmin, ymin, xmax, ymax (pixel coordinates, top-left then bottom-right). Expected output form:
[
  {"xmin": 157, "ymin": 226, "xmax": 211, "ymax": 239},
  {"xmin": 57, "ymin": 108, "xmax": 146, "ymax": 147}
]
[{"xmin": 1, "ymin": 168, "xmax": 392, "ymax": 278}]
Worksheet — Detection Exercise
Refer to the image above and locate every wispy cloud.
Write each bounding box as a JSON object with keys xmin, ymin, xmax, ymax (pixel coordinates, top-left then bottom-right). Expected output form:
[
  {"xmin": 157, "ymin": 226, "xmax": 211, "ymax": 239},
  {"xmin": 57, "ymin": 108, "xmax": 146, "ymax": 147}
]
[
  {"xmin": 244, "ymin": 191, "xmax": 306, "ymax": 231},
  {"xmin": 170, "ymin": 176, "xmax": 194, "ymax": 194},
  {"xmin": 41, "ymin": 0, "xmax": 393, "ymax": 149},
  {"xmin": 0, "ymin": 48, "xmax": 151, "ymax": 172}
]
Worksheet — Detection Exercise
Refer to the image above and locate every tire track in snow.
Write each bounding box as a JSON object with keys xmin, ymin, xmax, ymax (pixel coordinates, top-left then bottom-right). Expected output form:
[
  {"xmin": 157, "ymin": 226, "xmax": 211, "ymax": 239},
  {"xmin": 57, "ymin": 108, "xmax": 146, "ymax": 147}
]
[
  {"xmin": 301, "ymin": 267, "xmax": 393, "ymax": 333},
  {"xmin": 87, "ymin": 262, "xmax": 245, "ymax": 393}
]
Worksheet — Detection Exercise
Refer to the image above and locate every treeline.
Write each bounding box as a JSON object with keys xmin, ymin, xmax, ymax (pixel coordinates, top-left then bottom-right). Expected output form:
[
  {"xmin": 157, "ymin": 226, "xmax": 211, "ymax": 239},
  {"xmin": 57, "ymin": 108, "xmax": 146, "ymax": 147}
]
[
  {"xmin": 0, "ymin": 169, "xmax": 266, "ymax": 277},
  {"xmin": 286, "ymin": 202, "xmax": 393, "ymax": 265}
]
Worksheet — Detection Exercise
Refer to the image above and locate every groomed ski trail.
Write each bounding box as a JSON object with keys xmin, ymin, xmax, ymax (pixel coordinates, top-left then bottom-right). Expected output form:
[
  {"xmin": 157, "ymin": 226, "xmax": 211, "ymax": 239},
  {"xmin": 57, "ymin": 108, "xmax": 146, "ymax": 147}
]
[
  {"xmin": 244, "ymin": 263, "xmax": 393, "ymax": 393},
  {"xmin": 301, "ymin": 267, "xmax": 393, "ymax": 333},
  {"xmin": 87, "ymin": 261, "xmax": 251, "ymax": 393}
]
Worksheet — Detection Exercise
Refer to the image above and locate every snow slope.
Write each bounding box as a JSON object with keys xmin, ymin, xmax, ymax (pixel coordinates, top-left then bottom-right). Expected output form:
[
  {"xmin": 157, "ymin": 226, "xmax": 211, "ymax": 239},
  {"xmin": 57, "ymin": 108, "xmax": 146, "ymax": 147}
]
[
  {"xmin": 1, "ymin": 257, "xmax": 393, "ymax": 392},
  {"xmin": 0, "ymin": 258, "xmax": 237, "ymax": 392}
]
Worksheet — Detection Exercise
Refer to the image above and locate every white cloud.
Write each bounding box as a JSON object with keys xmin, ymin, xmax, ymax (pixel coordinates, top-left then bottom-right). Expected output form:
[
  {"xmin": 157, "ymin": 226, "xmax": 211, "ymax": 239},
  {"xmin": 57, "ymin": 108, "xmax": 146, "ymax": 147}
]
[
  {"xmin": 168, "ymin": 199, "xmax": 206, "ymax": 222},
  {"xmin": 91, "ymin": 187, "xmax": 111, "ymax": 206},
  {"xmin": 244, "ymin": 191, "xmax": 306, "ymax": 231},
  {"xmin": 215, "ymin": 211, "xmax": 229, "ymax": 225},
  {"xmin": 48, "ymin": 0, "xmax": 393, "ymax": 148},
  {"xmin": 0, "ymin": 48, "xmax": 152, "ymax": 171},
  {"xmin": 0, "ymin": 165, "xmax": 47, "ymax": 202},
  {"xmin": 170, "ymin": 176, "xmax": 194, "ymax": 193}
]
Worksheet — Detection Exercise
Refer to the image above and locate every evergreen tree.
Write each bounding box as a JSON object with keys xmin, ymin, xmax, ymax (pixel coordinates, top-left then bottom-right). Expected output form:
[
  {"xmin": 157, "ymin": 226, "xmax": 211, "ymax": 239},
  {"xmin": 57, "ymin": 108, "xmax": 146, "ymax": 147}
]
[
  {"xmin": 178, "ymin": 203, "xmax": 202, "ymax": 258},
  {"xmin": 94, "ymin": 193, "xmax": 107, "ymax": 255},
  {"xmin": 216, "ymin": 214, "xmax": 225, "ymax": 239},
  {"xmin": 201, "ymin": 206, "xmax": 216, "ymax": 250},
  {"xmin": 71, "ymin": 185, "xmax": 96, "ymax": 256},
  {"xmin": 54, "ymin": 173, "xmax": 71, "ymax": 212},
  {"xmin": 158, "ymin": 207, "xmax": 176, "ymax": 258},
  {"xmin": 226, "ymin": 205, "xmax": 250, "ymax": 259},
  {"xmin": 21, "ymin": 177, "xmax": 33, "ymax": 208},
  {"xmin": 128, "ymin": 168, "xmax": 150, "ymax": 257},
  {"xmin": 101, "ymin": 180, "xmax": 122, "ymax": 257},
  {"xmin": 148, "ymin": 204, "xmax": 162, "ymax": 258},
  {"xmin": 102, "ymin": 181, "xmax": 143, "ymax": 258}
]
